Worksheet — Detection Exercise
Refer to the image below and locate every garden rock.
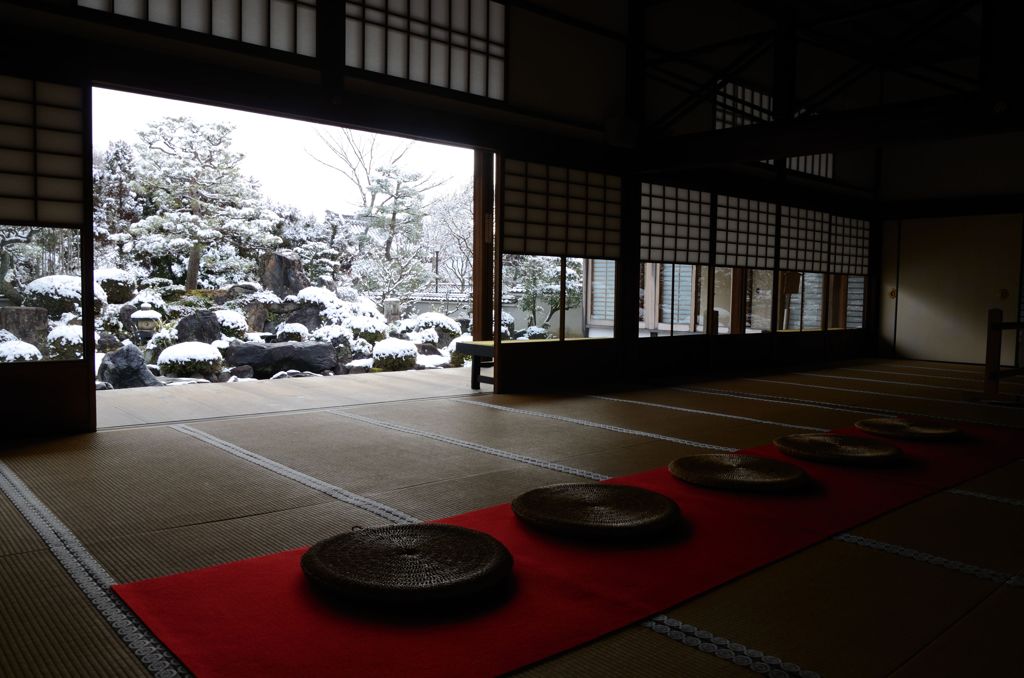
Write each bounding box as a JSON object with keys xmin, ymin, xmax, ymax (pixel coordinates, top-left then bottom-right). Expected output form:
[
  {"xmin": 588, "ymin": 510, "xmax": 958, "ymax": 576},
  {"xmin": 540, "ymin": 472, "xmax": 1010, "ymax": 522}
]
[
  {"xmin": 97, "ymin": 331, "xmax": 121, "ymax": 352},
  {"xmin": 97, "ymin": 343, "xmax": 162, "ymax": 389},
  {"xmin": 258, "ymin": 249, "xmax": 310, "ymax": 298},
  {"xmin": 228, "ymin": 364, "xmax": 254, "ymax": 379},
  {"xmin": 222, "ymin": 340, "xmax": 339, "ymax": 378},
  {"xmin": 0, "ymin": 306, "xmax": 48, "ymax": 349},
  {"xmin": 176, "ymin": 310, "xmax": 222, "ymax": 343},
  {"xmin": 285, "ymin": 304, "xmax": 322, "ymax": 333},
  {"xmin": 118, "ymin": 303, "xmax": 139, "ymax": 335}
]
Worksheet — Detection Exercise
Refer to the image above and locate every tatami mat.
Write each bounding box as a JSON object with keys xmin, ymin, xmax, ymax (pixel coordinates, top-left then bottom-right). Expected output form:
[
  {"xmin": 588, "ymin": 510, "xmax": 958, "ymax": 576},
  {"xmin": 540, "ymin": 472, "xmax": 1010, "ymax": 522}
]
[
  {"xmin": 664, "ymin": 540, "xmax": 999, "ymax": 678},
  {"xmin": 192, "ymin": 411, "xmax": 527, "ymax": 497},
  {"xmin": 0, "ymin": 551, "xmax": 146, "ymax": 678},
  {"xmin": 890, "ymin": 584, "xmax": 1024, "ymax": 677},
  {"xmin": 1, "ymin": 358, "xmax": 1019, "ymax": 677},
  {"xmin": 88, "ymin": 500, "xmax": 391, "ymax": 583},
  {"xmin": 367, "ymin": 465, "xmax": 582, "ymax": 521},
  {"xmin": 850, "ymin": 490, "xmax": 1024, "ymax": 573},
  {"xmin": 511, "ymin": 624, "xmax": 751, "ymax": 677},
  {"xmin": 2, "ymin": 427, "xmax": 329, "ymax": 542}
]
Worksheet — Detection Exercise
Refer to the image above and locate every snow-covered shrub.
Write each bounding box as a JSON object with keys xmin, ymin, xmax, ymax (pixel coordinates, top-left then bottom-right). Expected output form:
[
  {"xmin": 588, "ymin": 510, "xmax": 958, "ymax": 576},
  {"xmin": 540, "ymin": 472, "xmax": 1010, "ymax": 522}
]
[
  {"xmin": 47, "ymin": 325, "xmax": 90, "ymax": 360},
  {"xmin": 392, "ymin": 317, "xmax": 419, "ymax": 335},
  {"xmin": 311, "ymin": 324, "xmax": 354, "ymax": 364},
  {"xmin": 289, "ymin": 286, "xmax": 339, "ymax": 309},
  {"xmin": 97, "ymin": 304, "xmax": 129, "ymax": 339},
  {"xmin": 372, "ymin": 337, "xmax": 417, "ymax": 372},
  {"xmin": 94, "ymin": 268, "xmax": 137, "ymax": 304},
  {"xmin": 157, "ymin": 341, "xmax": 222, "ymax": 378},
  {"xmin": 0, "ymin": 339, "xmax": 42, "ymax": 363},
  {"xmin": 139, "ymin": 277, "xmax": 185, "ymax": 302},
  {"xmin": 128, "ymin": 288, "xmax": 168, "ymax": 312},
  {"xmin": 214, "ymin": 309, "xmax": 248, "ymax": 339},
  {"xmin": 525, "ymin": 325, "xmax": 549, "ymax": 340},
  {"xmin": 412, "ymin": 312, "xmax": 461, "ymax": 346},
  {"xmin": 350, "ymin": 336, "xmax": 373, "ymax": 359},
  {"xmin": 343, "ymin": 315, "xmax": 387, "ymax": 343},
  {"xmin": 276, "ymin": 322, "xmax": 309, "ymax": 342},
  {"xmin": 0, "ymin": 329, "xmax": 18, "ymax": 343},
  {"xmin": 405, "ymin": 327, "xmax": 439, "ymax": 345},
  {"xmin": 145, "ymin": 328, "xmax": 177, "ymax": 362},
  {"xmin": 23, "ymin": 275, "xmax": 107, "ymax": 318},
  {"xmin": 446, "ymin": 332, "xmax": 473, "ymax": 367}
]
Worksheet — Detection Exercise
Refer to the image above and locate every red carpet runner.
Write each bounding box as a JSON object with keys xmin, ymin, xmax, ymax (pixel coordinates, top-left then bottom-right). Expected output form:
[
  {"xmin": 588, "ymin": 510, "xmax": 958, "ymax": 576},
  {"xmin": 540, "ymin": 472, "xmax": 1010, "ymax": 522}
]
[{"xmin": 114, "ymin": 425, "xmax": 1022, "ymax": 677}]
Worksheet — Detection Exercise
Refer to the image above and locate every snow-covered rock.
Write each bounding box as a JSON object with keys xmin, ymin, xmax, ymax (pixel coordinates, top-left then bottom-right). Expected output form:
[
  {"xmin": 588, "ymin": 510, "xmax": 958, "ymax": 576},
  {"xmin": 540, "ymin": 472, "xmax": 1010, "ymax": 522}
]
[
  {"xmin": 175, "ymin": 310, "xmax": 221, "ymax": 343},
  {"xmin": 97, "ymin": 343, "xmax": 162, "ymax": 388},
  {"xmin": 221, "ymin": 340, "xmax": 339, "ymax": 378},
  {"xmin": 0, "ymin": 339, "xmax": 42, "ymax": 363}
]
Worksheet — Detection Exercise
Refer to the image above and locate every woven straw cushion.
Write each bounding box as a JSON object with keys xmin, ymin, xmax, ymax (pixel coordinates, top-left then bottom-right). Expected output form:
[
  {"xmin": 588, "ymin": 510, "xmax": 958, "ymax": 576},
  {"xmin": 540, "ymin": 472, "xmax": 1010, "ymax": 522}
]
[
  {"xmin": 668, "ymin": 454, "xmax": 809, "ymax": 492},
  {"xmin": 301, "ymin": 524, "xmax": 513, "ymax": 603},
  {"xmin": 774, "ymin": 433, "xmax": 902, "ymax": 466},
  {"xmin": 854, "ymin": 417, "xmax": 960, "ymax": 440},
  {"xmin": 511, "ymin": 483, "xmax": 682, "ymax": 540}
]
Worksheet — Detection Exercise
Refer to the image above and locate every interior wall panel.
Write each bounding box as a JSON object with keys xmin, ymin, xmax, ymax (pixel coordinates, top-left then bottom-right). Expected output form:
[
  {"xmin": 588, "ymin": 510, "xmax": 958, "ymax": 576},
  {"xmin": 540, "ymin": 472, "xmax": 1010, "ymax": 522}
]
[{"xmin": 894, "ymin": 215, "xmax": 1021, "ymax": 365}]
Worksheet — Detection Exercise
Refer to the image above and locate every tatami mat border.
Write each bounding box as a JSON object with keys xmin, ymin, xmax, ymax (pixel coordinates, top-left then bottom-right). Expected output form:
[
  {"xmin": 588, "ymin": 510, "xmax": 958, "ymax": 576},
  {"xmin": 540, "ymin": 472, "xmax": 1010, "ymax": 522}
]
[
  {"xmin": 171, "ymin": 425, "xmax": 418, "ymax": 524},
  {"xmin": 947, "ymin": 488, "xmax": 1024, "ymax": 508},
  {"xmin": 461, "ymin": 400, "xmax": 738, "ymax": 451},
  {"xmin": 327, "ymin": 411, "xmax": 609, "ymax": 481},
  {"xmin": 643, "ymin": 615, "xmax": 820, "ymax": 678},
  {"xmin": 834, "ymin": 533, "xmax": 1014, "ymax": 584},
  {"xmin": 591, "ymin": 396, "xmax": 829, "ymax": 432},
  {"xmin": 0, "ymin": 461, "xmax": 188, "ymax": 678}
]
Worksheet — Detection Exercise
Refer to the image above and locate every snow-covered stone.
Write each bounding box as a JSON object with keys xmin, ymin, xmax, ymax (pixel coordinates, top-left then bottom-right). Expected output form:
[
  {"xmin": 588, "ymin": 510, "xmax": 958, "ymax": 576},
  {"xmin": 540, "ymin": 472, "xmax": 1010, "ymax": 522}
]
[
  {"xmin": 221, "ymin": 340, "xmax": 339, "ymax": 378},
  {"xmin": 175, "ymin": 310, "xmax": 221, "ymax": 343},
  {"xmin": 97, "ymin": 343, "xmax": 162, "ymax": 388},
  {"xmin": 0, "ymin": 307, "xmax": 47, "ymax": 349}
]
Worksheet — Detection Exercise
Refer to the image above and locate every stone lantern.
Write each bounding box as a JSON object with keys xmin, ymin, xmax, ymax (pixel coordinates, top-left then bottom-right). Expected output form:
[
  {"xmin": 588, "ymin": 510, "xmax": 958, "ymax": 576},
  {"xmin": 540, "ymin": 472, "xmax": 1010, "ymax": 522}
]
[{"xmin": 130, "ymin": 302, "xmax": 162, "ymax": 342}]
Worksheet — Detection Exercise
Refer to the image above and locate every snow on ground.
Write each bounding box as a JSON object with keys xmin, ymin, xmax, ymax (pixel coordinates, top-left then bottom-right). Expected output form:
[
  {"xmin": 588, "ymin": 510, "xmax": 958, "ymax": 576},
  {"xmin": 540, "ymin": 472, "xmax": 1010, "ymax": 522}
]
[
  {"xmin": 346, "ymin": 358, "xmax": 374, "ymax": 368},
  {"xmin": 416, "ymin": 354, "xmax": 449, "ymax": 369}
]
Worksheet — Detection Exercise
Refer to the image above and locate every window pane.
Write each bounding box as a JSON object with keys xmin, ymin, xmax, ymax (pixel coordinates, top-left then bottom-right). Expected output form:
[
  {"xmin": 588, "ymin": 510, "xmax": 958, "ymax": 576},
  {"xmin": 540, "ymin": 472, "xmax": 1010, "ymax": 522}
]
[
  {"xmin": 778, "ymin": 271, "xmax": 803, "ymax": 330},
  {"xmin": 713, "ymin": 267, "xmax": 733, "ymax": 334},
  {"xmin": 746, "ymin": 269, "xmax": 773, "ymax": 332},
  {"xmin": 1, "ymin": 225, "xmax": 89, "ymax": 362},
  {"xmin": 846, "ymin": 275, "xmax": 864, "ymax": 329},
  {"xmin": 802, "ymin": 272, "xmax": 824, "ymax": 330}
]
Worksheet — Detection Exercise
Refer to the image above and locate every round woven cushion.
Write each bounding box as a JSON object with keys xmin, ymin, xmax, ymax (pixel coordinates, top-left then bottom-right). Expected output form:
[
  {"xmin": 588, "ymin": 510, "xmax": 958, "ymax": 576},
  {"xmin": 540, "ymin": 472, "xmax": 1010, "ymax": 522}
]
[
  {"xmin": 511, "ymin": 483, "xmax": 682, "ymax": 539},
  {"xmin": 774, "ymin": 433, "xmax": 901, "ymax": 466},
  {"xmin": 668, "ymin": 454, "xmax": 809, "ymax": 492},
  {"xmin": 300, "ymin": 524, "xmax": 513, "ymax": 604},
  {"xmin": 854, "ymin": 417, "xmax": 960, "ymax": 440}
]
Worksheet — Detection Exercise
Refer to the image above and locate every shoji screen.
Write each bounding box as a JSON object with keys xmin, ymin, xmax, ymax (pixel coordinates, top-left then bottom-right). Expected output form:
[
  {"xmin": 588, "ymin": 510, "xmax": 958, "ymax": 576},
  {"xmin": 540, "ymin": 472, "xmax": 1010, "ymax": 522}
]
[
  {"xmin": 0, "ymin": 76, "xmax": 85, "ymax": 225},
  {"xmin": 714, "ymin": 194, "xmax": 776, "ymax": 269},
  {"xmin": 502, "ymin": 159, "xmax": 621, "ymax": 258},
  {"xmin": 77, "ymin": 0, "xmax": 317, "ymax": 57},
  {"xmin": 344, "ymin": 0, "xmax": 506, "ymax": 100},
  {"xmin": 829, "ymin": 215, "xmax": 869, "ymax": 275},
  {"xmin": 639, "ymin": 183, "xmax": 710, "ymax": 264},
  {"xmin": 779, "ymin": 206, "xmax": 830, "ymax": 272}
]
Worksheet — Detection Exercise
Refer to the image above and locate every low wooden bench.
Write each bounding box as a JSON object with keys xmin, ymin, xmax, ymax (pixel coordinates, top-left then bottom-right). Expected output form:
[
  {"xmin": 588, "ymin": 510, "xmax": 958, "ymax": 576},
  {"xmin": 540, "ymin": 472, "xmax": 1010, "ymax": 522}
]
[{"xmin": 454, "ymin": 340, "xmax": 494, "ymax": 389}]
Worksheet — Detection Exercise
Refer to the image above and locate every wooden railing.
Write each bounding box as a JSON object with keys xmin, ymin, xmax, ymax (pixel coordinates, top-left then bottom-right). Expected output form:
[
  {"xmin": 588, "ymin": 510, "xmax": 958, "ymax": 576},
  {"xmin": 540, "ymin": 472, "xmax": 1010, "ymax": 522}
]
[{"xmin": 984, "ymin": 308, "xmax": 1024, "ymax": 398}]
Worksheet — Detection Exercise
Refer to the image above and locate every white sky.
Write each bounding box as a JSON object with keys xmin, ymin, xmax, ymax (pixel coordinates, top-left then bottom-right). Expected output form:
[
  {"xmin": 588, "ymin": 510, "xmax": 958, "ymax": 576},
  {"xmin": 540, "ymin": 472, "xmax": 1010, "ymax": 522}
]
[{"xmin": 91, "ymin": 87, "xmax": 474, "ymax": 219}]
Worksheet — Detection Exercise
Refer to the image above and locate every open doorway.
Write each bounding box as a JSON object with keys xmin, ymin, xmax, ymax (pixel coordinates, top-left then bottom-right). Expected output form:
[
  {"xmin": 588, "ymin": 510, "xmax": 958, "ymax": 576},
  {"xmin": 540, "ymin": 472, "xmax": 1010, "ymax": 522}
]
[{"xmin": 86, "ymin": 88, "xmax": 479, "ymax": 426}]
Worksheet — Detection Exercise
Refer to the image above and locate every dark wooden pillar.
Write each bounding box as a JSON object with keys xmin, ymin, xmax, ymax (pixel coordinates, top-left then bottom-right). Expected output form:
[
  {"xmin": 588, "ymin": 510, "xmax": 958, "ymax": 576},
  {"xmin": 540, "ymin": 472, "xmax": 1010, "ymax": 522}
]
[{"xmin": 472, "ymin": 149, "xmax": 494, "ymax": 341}]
